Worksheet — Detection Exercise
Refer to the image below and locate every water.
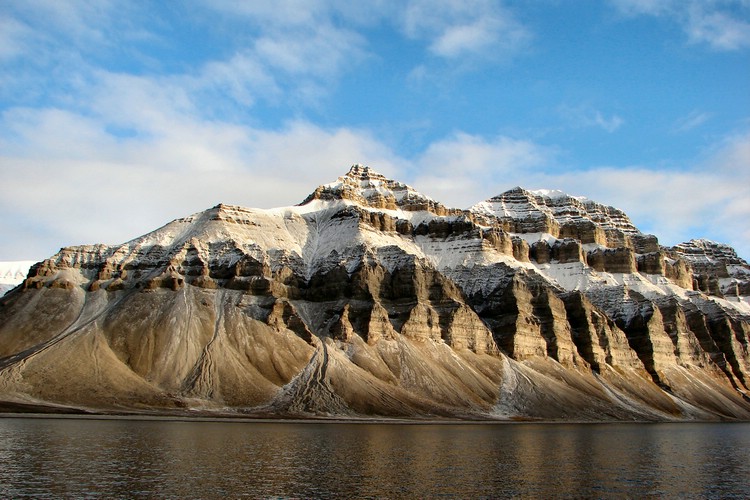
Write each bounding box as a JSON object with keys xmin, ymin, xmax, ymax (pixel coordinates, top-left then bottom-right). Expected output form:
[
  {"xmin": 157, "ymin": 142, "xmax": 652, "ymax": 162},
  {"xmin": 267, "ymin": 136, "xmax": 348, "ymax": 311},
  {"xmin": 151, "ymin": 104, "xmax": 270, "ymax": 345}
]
[{"xmin": 0, "ymin": 417, "xmax": 748, "ymax": 499}]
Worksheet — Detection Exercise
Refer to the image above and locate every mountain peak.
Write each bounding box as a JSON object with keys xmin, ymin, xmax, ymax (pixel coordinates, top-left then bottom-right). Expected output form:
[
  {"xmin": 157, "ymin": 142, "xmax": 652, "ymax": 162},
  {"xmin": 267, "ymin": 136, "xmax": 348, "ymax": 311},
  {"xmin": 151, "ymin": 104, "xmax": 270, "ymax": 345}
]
[
  {"xmin": 300, "ymin": 164, "xmax": 455, "ymax": 215},
  {"xmin": 470, "ymin": 186, "xmax": 643, "ymax": 243},
  {"xmin": 527, "ymin": 188, "xmax": 588, "ymax": 201},
  {"xmin": 343, "ymin": 163, "xmax": 387, "ymax": 182},
  {"xmin": 674, "ymin": 239, "xmax": 749, "ymax": 267},
  {"xmin": 492, "ymin": 186, "xmax": 586, "ymax": 202}
]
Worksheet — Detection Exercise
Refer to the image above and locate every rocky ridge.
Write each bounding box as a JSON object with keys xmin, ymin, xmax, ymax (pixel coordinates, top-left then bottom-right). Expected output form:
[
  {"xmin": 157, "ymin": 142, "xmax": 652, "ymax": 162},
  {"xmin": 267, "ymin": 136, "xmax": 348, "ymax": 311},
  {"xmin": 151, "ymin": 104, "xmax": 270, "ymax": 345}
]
[
  {"xmin": 673, "ymin": 239, "xmax": 750, "ymax": 297},
  {"xmin": 1, "ymin": 165, "xmax": 749, "ymax": 420}
]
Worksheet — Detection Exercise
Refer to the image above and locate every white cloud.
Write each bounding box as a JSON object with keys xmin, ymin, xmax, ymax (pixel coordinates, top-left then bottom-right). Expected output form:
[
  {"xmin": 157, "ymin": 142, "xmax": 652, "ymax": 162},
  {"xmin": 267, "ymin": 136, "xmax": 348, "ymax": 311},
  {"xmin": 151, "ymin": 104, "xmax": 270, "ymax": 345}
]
[
  {"xmin": 0, "ymin": 105, "xmax": 403, "ymax": 260},
  {"xmin": 198, "ymin": 53, "xmax": 280, "ymax": 107},
  {"xmin": 180, "ymin": 24, "xmax": 367, "ymax": 112},
  {"xmin": 430, "ymin": 15, "xmax": 527, "ymax": 58},
  {"xmin": 254, "ymin": 29, "xmax": 360, "ymax": 76},
  {"xmin": 409, "ymin": 132, "xmax": 553, "ymax": 207},
  {"xmin": 611, "ymin": 0, "xmax": 750, "ymax": 50},
  {"xmin": 685, "ymin": 5, "xmax": 750, "ymax": 50},
  {"xmin": 185, "ymin": 0, "xmax": 374, "ymax": 104},
  {"xmin": 0, "ymin": 52, "xmax": 407, "ymax": 260},
  {"xmin": 197, "ymin": 0, "xmax": 534, "ymax": 89},
  {"xmin": 544, "ymin": 168, "xmax": 735, "ymax": 243},
  {"xmin": 2, "ymin": 97, "xmax": 749, "ymax": 262},
  {"xmin": 401, "ymin": 0, "xmax": 531, "ymax": 59}
]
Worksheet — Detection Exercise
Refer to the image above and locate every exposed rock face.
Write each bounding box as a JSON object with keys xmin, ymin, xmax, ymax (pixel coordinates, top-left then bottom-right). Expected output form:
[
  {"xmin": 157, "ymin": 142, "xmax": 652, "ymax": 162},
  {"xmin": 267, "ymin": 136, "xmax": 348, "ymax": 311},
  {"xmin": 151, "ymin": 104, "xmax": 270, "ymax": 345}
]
[
  {"xmin": 470, "ymin": 187, "xmax": 642, "ymax": 246},
  {"xmin": 1, "ymin": 165, "xmax": 749, "ymax": 421},
  {"xmin": 302, "ymin": 164, "xmax": 459, "ymax": 216},
  {"xmin": 586, "ymin": 247, "xmax": 637, "ymax": 274},
  {"xmin": 672, "ymin": 239, "xmax": 750, "ymax": 298}
]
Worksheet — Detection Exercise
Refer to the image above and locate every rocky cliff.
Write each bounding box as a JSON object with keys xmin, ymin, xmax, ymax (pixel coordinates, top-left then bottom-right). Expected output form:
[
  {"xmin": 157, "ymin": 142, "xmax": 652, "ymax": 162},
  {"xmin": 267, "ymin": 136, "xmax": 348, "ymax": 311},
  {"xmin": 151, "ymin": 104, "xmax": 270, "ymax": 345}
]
[{"xmin": 1, "ymin": 165, "xmax": 749, "ymax": 420}]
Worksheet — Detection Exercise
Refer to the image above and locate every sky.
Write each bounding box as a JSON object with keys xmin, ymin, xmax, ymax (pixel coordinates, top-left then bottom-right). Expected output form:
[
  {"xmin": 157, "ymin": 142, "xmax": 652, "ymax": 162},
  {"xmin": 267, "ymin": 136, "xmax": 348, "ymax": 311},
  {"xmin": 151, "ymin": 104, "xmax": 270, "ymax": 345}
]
[{"xmin": 1, "ymin": 0, "xmax": 749, "ymax": 261}]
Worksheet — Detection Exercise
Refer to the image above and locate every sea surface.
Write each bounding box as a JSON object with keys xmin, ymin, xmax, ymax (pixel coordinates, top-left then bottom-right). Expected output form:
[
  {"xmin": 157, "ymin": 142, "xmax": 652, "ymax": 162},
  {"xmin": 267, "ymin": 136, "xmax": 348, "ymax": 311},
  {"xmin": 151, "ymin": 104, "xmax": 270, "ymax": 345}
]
[{"xmin": 0, "ymin": 417, "xmax": 748, "ymax": 499}]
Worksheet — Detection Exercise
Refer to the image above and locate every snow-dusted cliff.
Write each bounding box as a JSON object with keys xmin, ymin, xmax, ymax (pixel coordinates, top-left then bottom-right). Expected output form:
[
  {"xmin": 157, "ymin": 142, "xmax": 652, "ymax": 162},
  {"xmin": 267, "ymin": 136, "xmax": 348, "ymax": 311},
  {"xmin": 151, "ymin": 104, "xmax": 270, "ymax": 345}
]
[{"xmin": 1, "ymin": 165, "xmax": 749, "ymax": 420}]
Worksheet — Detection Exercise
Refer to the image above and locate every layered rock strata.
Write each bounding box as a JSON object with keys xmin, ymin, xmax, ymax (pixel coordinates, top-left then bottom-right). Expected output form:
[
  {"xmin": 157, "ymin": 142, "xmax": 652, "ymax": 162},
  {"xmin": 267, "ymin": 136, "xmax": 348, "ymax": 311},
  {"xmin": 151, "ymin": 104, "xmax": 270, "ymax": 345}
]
[{"xmin": 1, "ymin": 165, "xmax": 749, "ymax": 421}]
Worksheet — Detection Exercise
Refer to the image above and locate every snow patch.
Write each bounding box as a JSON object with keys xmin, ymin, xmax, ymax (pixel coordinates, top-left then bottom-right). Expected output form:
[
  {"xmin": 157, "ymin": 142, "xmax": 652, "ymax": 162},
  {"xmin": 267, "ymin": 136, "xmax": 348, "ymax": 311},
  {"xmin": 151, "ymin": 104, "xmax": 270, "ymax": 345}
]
[
  {"xmin": 0, "ymin": 260, "xmax": 36, "ymax": 296},
  {"xmin": 529, "ymin": 188, "xmax": 587, "ymax": 201}
]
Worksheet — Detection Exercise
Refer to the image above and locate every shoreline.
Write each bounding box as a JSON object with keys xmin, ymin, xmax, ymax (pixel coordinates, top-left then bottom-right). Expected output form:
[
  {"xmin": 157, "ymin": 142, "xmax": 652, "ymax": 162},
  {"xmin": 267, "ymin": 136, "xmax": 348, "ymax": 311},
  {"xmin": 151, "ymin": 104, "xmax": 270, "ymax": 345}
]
[{"xmin": 0, "ymin": 410, "xmax": 745, "ymax": 426}]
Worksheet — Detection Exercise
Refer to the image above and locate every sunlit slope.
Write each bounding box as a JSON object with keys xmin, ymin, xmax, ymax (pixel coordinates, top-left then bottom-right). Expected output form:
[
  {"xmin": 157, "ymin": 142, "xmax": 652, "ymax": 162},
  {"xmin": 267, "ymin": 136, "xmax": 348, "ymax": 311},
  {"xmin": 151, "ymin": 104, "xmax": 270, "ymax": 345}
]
[{"xmin": 1, "ymin": 165, "xmax": 749, "ymax": 420}]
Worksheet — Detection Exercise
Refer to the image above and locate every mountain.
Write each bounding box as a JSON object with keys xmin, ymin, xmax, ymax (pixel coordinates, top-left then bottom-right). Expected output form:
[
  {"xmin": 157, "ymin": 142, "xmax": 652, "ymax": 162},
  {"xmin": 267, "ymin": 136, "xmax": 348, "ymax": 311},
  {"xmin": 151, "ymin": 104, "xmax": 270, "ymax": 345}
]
[
  {"xmin": 0, "ymin": 261, "xmax": 36, "ymax": 297},
  {"xmin": 1, "ymin": 165, "xmax": 749, "ymax": 420}
]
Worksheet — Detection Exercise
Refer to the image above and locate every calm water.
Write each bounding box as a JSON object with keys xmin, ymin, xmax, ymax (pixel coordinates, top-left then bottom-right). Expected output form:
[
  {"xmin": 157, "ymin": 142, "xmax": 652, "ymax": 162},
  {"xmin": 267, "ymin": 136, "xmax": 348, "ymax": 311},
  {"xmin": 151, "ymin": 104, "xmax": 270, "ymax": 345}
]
[{"xmin": 0, "ymin": 418, "xmax": 748, "ymax": 499}]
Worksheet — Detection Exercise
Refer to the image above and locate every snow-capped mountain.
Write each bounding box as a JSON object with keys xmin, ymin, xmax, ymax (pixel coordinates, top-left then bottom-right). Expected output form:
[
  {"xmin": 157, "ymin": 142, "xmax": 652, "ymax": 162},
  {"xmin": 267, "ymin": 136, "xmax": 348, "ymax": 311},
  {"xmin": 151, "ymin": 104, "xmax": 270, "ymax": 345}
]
[
  {"xmin": 0, "ymin": 261, "xmax": 36, "ymax": 297},
  {"xmin": 1, "ymin": 165, "xmax": 749, "ymax": 420}
]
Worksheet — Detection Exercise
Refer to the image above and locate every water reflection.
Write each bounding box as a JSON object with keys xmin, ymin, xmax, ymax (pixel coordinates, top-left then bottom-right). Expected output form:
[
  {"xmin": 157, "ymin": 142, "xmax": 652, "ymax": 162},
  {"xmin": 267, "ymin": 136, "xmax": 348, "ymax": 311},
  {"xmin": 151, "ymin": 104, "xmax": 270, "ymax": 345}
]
[{"xmin": 0, "ymin": 418, "xmax": 748, "ymax": 498}]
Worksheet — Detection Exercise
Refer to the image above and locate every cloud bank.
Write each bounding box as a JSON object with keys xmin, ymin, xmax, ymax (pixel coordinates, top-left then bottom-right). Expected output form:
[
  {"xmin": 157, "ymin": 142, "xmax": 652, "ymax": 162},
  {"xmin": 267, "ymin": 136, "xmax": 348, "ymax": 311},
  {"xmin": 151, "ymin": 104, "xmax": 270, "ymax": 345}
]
[
  {"xmin": 1, "ymin": 1, "xmax": 749, "ymax": 262},
  {"xmin": 3, "ymin": 98, "xmax": 748, "ymax": 260}
]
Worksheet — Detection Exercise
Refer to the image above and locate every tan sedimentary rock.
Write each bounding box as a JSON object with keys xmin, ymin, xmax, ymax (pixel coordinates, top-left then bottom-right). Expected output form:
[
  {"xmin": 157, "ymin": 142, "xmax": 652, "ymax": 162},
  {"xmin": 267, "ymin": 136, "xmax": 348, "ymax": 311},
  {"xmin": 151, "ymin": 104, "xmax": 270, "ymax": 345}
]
[
  {"xmin": 673, "ymin": 239, "xmax": 750, "ymax": 298},
  {"xmin": 0, "ymin": 165, "xmax": 748, "ymax": 421},
  {"xmin": 562, "ymin": 291, "xmax": 645, "ymax": 372},
  {"xmin": 551, "ymin": 239, "xmax": 585, "ymax": 264},
  {"xmin": 586, "ymin": 247, "xmax": 637, "ymax": 273}
]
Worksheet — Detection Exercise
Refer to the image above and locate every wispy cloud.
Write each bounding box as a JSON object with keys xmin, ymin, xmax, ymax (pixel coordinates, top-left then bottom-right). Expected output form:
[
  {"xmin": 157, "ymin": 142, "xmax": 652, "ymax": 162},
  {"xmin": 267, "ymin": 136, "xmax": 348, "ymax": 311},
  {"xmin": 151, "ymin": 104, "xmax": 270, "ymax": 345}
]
[
  {"xmin": 2, "ymin": 92, "xmax": 749, "ymax": 261},
  {"xmin": 673, "ymin": 110, "xmax": 711, "ymax": 133},
  {"xmin": 2, "ymin": 0, "xmax": 534, "ymax": 119},
  {"xmin": 685, "ymin": 4, "xmax": 750, "ymax": 50},
  {"xmin": 195, "ymin": 1, "xmax": 372, "ymax": 106},
  {"xmin": 402, "ymin": 0, "xmax": 531, "ymax": 59},
  {"xmin": 611, "ymin": 0, "xmax": 750, "ymax": 50},
  {"xmin": 592, "ymin": 112, "xmax": 624, "ymax": 133},
  {"xmin": 558, "ymin": 104, "xmax": 624, "ymax": 133},
  {"xmin": 0, "ymin": 16, "xmax": 33, "ymax": 60},
  {"xmin": 2, "ymin": 0, "xmax": 154, "ymax": 61},
  {"xmin": 2, "ymin": 0, "xmax": 369, "ymax": 113},
  {"xmin": 197, "ymin": 0, "xmax": 385, "ymax": 28}
]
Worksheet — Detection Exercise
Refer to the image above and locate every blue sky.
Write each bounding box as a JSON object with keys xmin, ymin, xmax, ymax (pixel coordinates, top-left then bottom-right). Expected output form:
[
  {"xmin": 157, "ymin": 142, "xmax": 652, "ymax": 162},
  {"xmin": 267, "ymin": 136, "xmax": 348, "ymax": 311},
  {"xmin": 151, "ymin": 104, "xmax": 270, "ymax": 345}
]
[{"xmin": 1, "ymin": 0, "xmax": 749, "ymax": 261}]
